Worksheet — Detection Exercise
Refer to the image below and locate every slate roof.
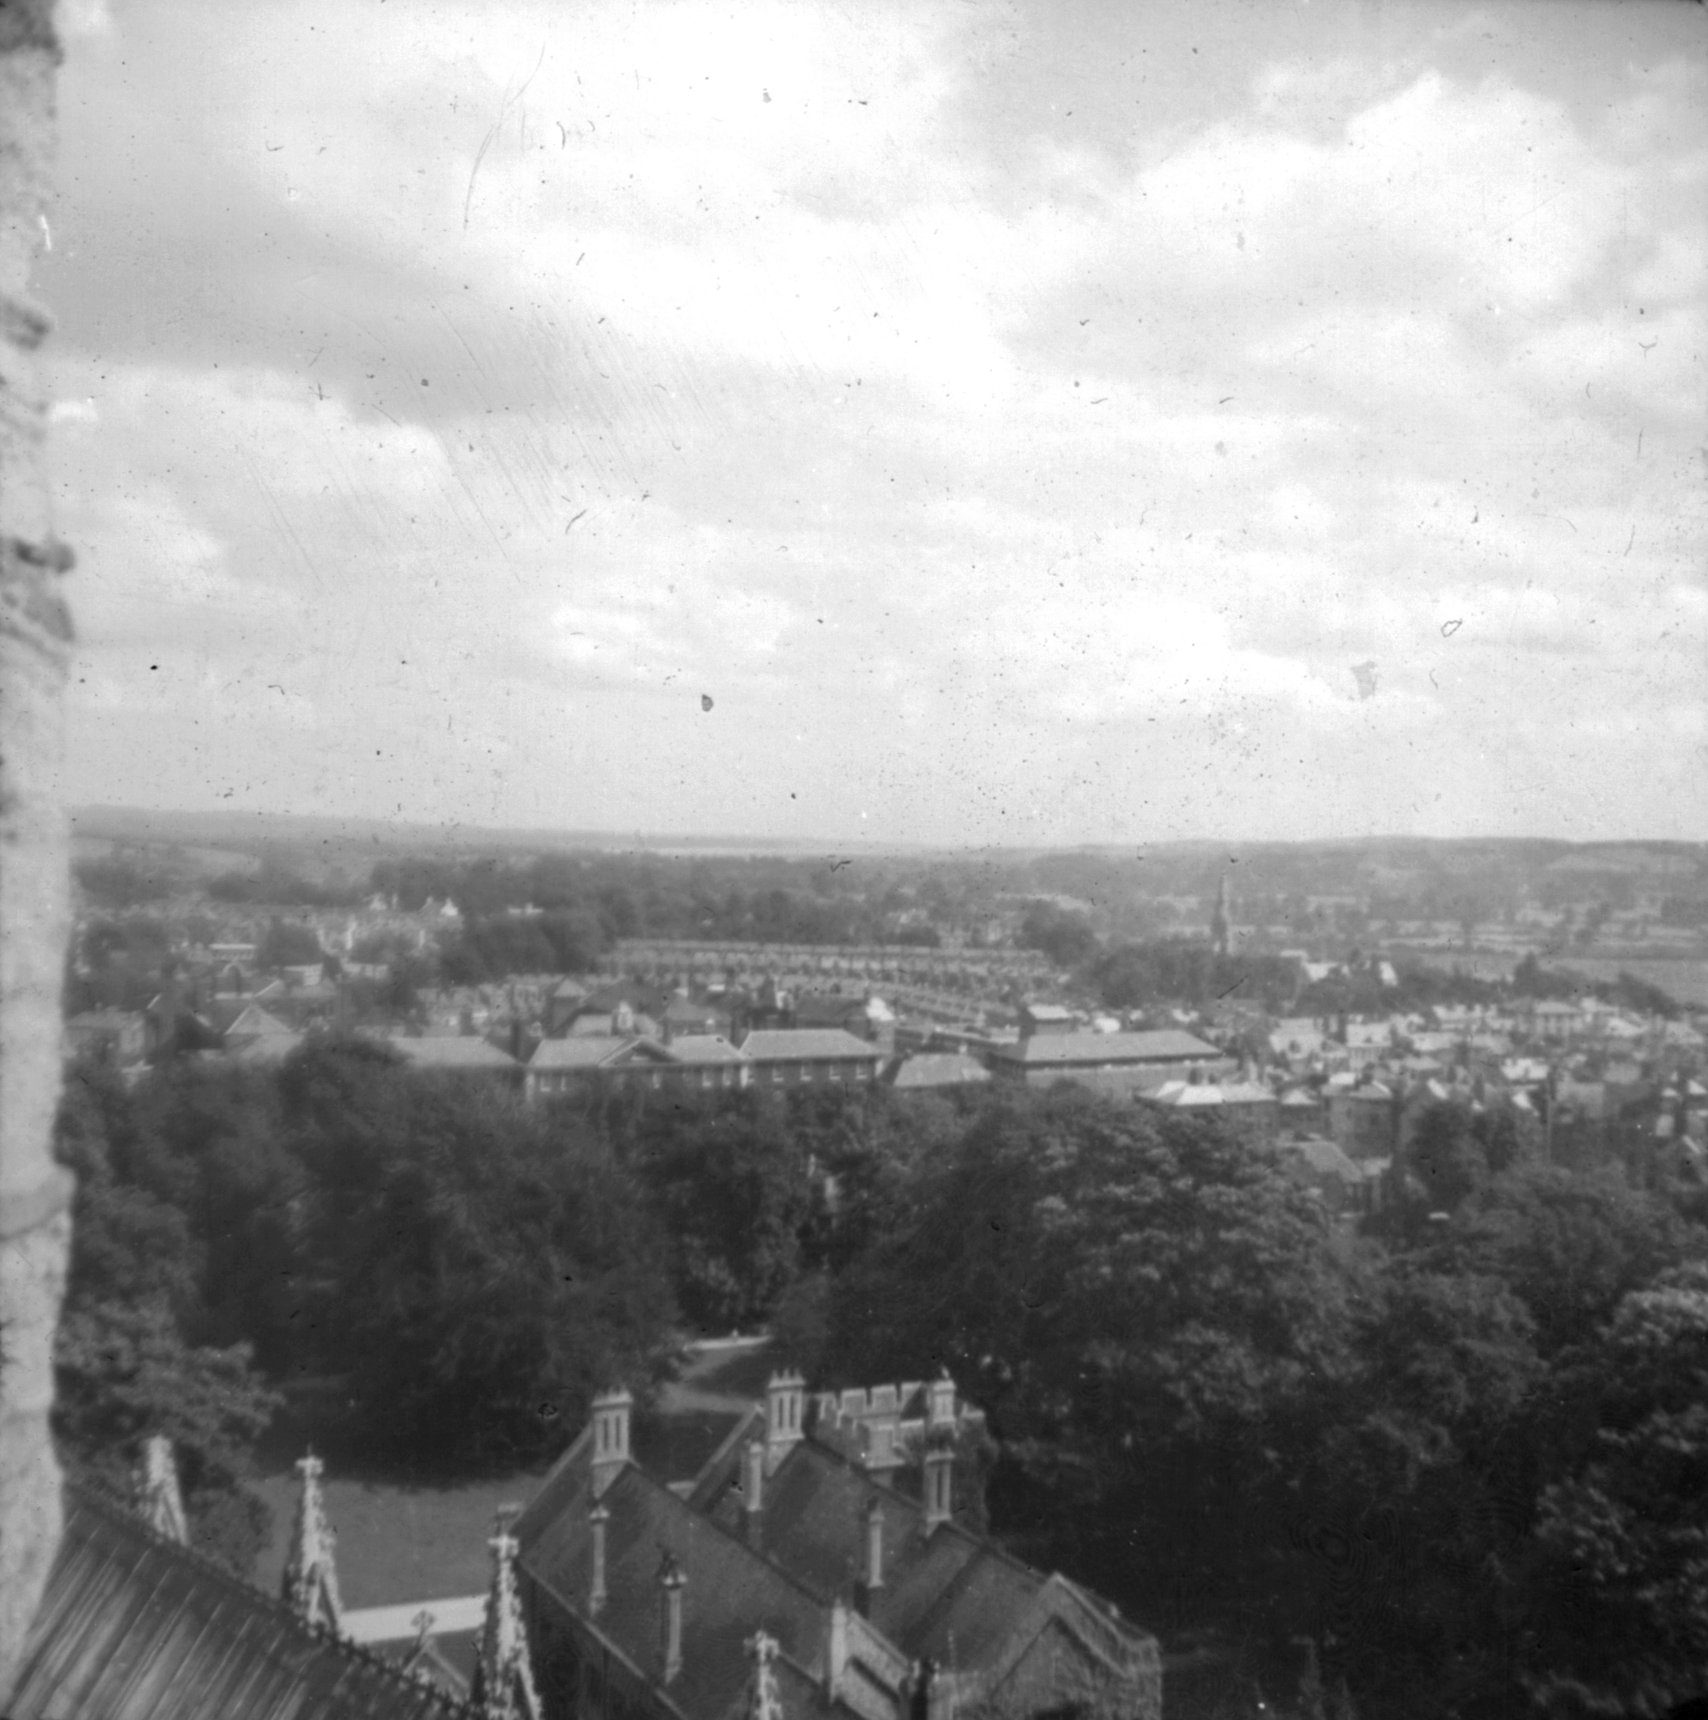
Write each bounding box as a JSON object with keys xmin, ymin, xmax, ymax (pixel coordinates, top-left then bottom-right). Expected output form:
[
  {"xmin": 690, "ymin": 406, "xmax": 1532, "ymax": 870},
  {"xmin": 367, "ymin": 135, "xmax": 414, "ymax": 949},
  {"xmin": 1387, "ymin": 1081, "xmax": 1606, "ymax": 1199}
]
[
  {"xmin": 519, "ymin": 1395, "xmax": 1161, "ymax": 1720},
  {"xmin": 666, "ymin": 1035, "xmax": 748, "ymax": 1065},
  {"xmin": 11, "ymin": 1484, "xmax": 471, "ymax": 1720},
  {"xmin": 989, "ymin": 1029, "xmax": 1223, "ymax": 1067},
  {"xmin": 738, "ymin": 1030, "xmax": 882, "ymax": 1063},
  {"xmin": 528, "ymin": 1035, "xmax": 744, "ymax": 1072},
  {"xmin": 882, "ymin": 1052, "xmax": 991, "ymax": 1090},
  {"xmin": 529, "ymin": 1035, "xmax": 667, "ymax": 1071},
  {"xmin": 389, "ymin": 1037, "xmax": 519, "ymax": 1071},
  {"xmin": 1276, "ymin": 1137, "xmax": 1367, "ymax": 1182},
  {"xmin": 516, "ymin": 1451, "xmax": 844, "ymax": 1720}
]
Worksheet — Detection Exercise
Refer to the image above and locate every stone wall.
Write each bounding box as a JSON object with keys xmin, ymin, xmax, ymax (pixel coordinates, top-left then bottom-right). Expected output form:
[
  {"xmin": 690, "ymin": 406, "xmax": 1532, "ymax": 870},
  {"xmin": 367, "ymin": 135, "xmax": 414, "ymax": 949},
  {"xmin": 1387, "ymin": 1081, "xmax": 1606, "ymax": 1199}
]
[{"xmin": 0, "ymin": 0, "xmax": 72, "ymax": 1701}]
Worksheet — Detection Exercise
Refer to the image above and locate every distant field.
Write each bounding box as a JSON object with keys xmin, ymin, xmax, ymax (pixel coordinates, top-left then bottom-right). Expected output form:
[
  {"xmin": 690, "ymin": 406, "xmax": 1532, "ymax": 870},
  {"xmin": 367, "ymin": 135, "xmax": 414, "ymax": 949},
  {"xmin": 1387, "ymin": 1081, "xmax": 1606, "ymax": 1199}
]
[{"xmin": 1552, "ymin": 957, "xmax": 1708, "ymax": 1010}]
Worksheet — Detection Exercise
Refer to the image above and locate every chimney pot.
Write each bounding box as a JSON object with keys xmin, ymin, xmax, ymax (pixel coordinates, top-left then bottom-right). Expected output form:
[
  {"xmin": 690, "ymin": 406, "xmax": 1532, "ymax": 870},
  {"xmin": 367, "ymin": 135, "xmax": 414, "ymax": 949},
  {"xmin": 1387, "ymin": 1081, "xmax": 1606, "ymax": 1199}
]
[
  {"xmin": 659, "ymin": 1552, "xmax": 686, "ymax": 1683},
  {"xmin": 923, "ymin": 1446, "xmax": 953, "ymax": 1529},
  {"xmin": 863, "ymin": 1495, "xmax": 885, "ymax": 1594},
  {"xmin": 743, "ymin": 1436, "xmax": 765, "ymax": 1548},
  {"xmin": 589, "ymin": 1503, "xmax": 609, "ymax": 1615}
]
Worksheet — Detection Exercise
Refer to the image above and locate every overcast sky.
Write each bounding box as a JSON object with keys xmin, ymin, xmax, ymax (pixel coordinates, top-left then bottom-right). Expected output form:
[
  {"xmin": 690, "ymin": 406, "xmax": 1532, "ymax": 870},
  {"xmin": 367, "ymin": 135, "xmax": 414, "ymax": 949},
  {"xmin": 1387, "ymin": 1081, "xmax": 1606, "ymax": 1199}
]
[{"xmin": 42, "ymin": 0, "xmax": 1707, "ymax": 847}]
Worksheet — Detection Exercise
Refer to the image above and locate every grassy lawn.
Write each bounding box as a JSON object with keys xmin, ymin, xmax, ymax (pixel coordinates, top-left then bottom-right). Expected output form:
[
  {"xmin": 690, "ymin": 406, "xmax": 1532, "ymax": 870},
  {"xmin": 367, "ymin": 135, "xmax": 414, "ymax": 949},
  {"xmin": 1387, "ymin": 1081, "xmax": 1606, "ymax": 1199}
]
[{"xmin": 252, "ymin": 1466, "xmax": 548, "ymax": 1608}]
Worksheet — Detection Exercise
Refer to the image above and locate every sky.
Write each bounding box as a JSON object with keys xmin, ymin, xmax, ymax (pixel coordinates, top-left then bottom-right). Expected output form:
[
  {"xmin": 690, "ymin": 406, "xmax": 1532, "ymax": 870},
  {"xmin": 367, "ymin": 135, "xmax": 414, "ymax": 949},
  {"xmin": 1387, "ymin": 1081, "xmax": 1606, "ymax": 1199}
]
[{"xmin": 40, "ymin": 0, "xmax": 1708, "ymax": 847}]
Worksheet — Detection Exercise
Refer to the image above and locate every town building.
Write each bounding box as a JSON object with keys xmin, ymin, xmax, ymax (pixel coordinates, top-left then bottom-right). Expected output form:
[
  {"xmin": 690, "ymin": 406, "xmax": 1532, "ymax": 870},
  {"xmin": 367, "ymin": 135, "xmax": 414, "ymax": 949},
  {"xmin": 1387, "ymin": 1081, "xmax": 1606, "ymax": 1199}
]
[
  {"xmin": 986, "ymin": 1025, "xmax": 1230, "ymax": 1096},
  {"xmin": 512, "ymin": 1375, "xmax": 1162, "ymax": 1720},
  {"xmin": 527, "ymin": 1033, "xmax": 749, "ymax": 1101},
  {"xmin": 737, "ymin": 1028, "xmax": 885, "ymax": 1090}
]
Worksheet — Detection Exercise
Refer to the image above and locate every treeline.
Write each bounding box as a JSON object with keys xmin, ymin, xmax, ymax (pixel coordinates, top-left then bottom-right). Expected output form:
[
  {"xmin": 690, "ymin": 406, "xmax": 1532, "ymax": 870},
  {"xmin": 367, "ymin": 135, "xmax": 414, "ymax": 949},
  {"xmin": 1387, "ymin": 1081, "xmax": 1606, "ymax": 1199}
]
[
  {"xmin": 374, "ymin": 852, "xmax": 971, "ymax": 957},
  {"xmin": 53, "ymin": 1050, "xmax": 1708, "ymax": 1716}
]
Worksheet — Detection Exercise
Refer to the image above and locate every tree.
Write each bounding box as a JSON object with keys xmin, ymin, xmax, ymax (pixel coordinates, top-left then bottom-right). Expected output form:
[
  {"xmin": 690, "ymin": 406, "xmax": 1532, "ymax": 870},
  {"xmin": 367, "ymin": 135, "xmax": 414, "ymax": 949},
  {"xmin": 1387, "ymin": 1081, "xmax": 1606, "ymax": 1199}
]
[
  {"xmin": 53, "ymin": 1064, "xmax": 279, "ymax": 1574},
  {"xmin": 257, "ymin": 914, "xmax": 325, "ymax": 970},
  {"xmin": 629, "ymin": 1090, "xmax": 817, "ymax": 1333},
  {"xmin": 54, "ymin": 1300, "xmax": 279, "ymax": 1574},
  {"xmin": 282, "ymin": 1040, "xmax": 676, "ymax": 1466},
  {"xmin": 1307, "ymin": 1265, "xmax": 1544, "ymax": 1715},
  {"xmin": 823, "ymin": 1088, "xmax": 1361, "ymax": 1626},
  {"xmin": 1019, "ymin": 902, "xmax": 1100, "ymax": 968},
  {"xmin": 1522, "ymin": 1264, "xmax": 1708, "ymax": 1716},
  {"xmin": 1422, "ymin": 1163, "xmax": 1695, "ymax": 1356}
]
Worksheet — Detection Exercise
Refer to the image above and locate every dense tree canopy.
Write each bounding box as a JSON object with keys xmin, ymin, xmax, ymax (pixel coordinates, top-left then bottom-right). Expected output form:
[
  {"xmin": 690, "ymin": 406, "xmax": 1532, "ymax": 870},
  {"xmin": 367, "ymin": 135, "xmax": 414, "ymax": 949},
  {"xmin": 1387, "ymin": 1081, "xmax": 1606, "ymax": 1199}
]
[
  {"xmin": 49, "ymin": 1037, "xmax": 1708, "ymax": 1716},
  {"xmin": 279, "ymin": 1040, "xmax": 677, "ymax": 1465},
  {"xmin": 54, "ymin": 1065, "xmax": 280, "ymax": 1572}
]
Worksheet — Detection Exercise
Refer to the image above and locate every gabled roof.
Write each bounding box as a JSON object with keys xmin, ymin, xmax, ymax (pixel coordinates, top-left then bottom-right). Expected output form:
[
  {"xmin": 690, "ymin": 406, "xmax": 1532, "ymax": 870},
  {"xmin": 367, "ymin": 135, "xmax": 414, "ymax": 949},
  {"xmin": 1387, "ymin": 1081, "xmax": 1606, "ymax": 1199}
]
[
  {"xmin": 666, "ymin": 1035, "xmax": 748, "ymax": 1066},
  {"xmin": 883, "ymin": 1052, "xmax": 991, "ymax": 1090},
  {"xmin": 516, "ymin": 1452, "xmax": 843, "ymax": 1720},
  {"xmin": 579, "ymin": 979, "xmax": 669, "ymax": 1018},
  {"xmin": 702, "ymin": 1438, "xmax": 1154, "ymax": 1683},
  {"xmin": 990, "ymin": 1029, "xmax": 1222, "ymax": 1067},
  {"xmin": 11, "ymin": 1484, "xmax": 471, "ymax": 1720},
  {"xmin": 529, "ymin": 1035, "xmax": 672, "ymax": 1071},
  {"xmin": 1276, "ymin": 1136, "xmax": 1366, "ymax": 1182},
  {"xmin": 390, "ymin": 1037, "xmax": 519, "ymax": 1071},
  {"xmin": 223, "ymin": 1004, "xmax": 297, "ymax": 1040},
  {"xmin": 739, "ymin": 1030, "xmax": 881, "ymax": 1063}
]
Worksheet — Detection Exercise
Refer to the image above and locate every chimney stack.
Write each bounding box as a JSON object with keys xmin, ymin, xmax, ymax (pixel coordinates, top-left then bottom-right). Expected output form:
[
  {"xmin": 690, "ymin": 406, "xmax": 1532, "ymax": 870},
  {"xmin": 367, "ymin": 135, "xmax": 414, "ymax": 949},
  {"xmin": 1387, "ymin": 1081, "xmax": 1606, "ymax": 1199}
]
[
  {"xmin": 927, "ymin": 1370, "xmax": 956, "ymax": 1431},
  {"xmin": 764, "ymin": 1371, "xmax": 805, "ymax": 1475},
  {"xmin": 591, "ymin": 1388, "xmax": 632, "ymax": 1498},
  {"xmin": 858, "ymin": 1496, "xmax": 885, "ymax": 1613},
  {"xmin": 658, "ymin": 1552, "xmax": 686, "ymax": 1684},
  {"xmin": 923, "ymin": 1445, "xmax": 952, "ymax": 1530},
  {"xmin": 742, "ymin": 1436, "xmax": 765, "ymax": 1549},
  {"xmin": 588, "ymin": 1502, "xmax": 609, "ymax": 1615}
]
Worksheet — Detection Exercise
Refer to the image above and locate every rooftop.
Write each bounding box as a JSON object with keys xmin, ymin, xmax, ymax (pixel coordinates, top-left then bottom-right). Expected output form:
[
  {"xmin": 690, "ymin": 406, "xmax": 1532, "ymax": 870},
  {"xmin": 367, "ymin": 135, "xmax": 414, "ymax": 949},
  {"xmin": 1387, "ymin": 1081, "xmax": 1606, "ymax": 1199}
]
[
  {"xmin": 13, "ymin": 1484, "xmax": 471, "ymax": 1720},
  {"xmin": 990, "ymin": 1029, "xmax": 1224, "ymax": 1066}
]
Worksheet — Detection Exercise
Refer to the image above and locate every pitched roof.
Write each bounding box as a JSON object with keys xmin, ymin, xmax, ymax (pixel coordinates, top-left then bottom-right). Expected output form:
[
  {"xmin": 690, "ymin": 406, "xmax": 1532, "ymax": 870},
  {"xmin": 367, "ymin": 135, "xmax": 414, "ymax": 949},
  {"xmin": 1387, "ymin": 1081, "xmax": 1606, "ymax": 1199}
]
[
  {"xmin": 990, "ymin": 1029, "xmax": 1223, "ymax": 1066},
  {"xmin": 666, "ymin": 1035, "xmax": 748, "ymax": 1066},
  {"xmin": 11, "ymin": 1484, "xmax": 471, "ymax": 1720},
  {"xmin": 738, "ymin": 1030, "xmax": 882, "ymax": 1063},
  {"xmin": 883, "ymin": 1052, "xmax": 991, "ymax": 1090},
  {"xmin": 390, "ymin": 1037, "xmax": 519, "ymax": 1070},
  {"xmin": 528, "ymin": 1035, "xmax": 668, "ymax": 1071},
  {"xmin": 1276, "ymin": 1137, "xmax": 1366, "ymax": 1181},
  {"xmin": 517, "ymin": 1454, "xmax": 842, "ymax": 1720},
  {"xmin": 703, "ymin": 1439, "xmax": 1152, "ymax": 1682}
]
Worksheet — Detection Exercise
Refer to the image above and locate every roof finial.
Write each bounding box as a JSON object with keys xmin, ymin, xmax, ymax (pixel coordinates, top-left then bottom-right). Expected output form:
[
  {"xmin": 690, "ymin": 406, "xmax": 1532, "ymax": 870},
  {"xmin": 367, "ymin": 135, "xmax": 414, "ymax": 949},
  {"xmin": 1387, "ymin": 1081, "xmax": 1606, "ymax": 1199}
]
[
  {"xmin": 472, "ymin": 1505, "xmax": 542, "ymax": 1720},
  {"xmin": 281, "ymin": 1449, "xmax": 343, "ymax": 1634},
  {"xmin": 747, "ymin": 1629, "xmax": 785, "ymax": 1720},
  {"xmin": 136, "ymin": 1435, "xmax": 188, "ymax": 1545}
]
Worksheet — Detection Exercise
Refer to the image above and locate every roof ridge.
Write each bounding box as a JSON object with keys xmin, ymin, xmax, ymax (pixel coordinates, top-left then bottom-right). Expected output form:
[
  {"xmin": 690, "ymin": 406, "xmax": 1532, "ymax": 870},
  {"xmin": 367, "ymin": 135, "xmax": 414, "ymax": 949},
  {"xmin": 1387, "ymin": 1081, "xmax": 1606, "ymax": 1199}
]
[{"xmin": 619, "ymin": 1464, "xmax": 835, "ymax": 1613}]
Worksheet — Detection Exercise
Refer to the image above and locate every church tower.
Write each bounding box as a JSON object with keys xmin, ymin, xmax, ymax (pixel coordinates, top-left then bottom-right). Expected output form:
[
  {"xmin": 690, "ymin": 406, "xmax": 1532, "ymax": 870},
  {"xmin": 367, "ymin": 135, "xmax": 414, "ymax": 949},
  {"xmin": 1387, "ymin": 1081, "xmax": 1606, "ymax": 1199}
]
[{"xmin": 1211, "ymin": 873, "xmax": 1235, "ymax": 958}]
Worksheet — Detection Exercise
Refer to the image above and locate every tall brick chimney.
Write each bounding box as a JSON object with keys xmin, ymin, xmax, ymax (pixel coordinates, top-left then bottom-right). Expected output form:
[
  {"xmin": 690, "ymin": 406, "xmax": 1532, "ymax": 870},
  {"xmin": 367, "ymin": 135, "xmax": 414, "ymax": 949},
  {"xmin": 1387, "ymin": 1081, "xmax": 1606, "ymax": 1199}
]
[
  {"xmin": 588, "ymin": 1502, "xmax": 609, "ymax": 1615},
  {"xmin": 856, "ymin": 1495, "xmax": 885, "ymax": 1616},
  {"xmin": 658, "ymin": 1552, "xmax": 686, "ymax": 1684},
  {"xmin": 743, "ymin": 1435, "xmax": 765, "ymax": 1549},
  {"xmin": 923, "ymin": 1445, "xmax": 953, "ymax": 1529}
]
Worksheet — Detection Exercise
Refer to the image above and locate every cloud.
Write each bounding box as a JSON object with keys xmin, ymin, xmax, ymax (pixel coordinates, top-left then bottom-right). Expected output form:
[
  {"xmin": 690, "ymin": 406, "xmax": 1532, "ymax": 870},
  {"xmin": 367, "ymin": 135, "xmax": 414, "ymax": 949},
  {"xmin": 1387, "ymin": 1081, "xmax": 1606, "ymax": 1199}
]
[{"xmin": 43, "ymin": 0, "xmax": 1708, "ymax": 841}]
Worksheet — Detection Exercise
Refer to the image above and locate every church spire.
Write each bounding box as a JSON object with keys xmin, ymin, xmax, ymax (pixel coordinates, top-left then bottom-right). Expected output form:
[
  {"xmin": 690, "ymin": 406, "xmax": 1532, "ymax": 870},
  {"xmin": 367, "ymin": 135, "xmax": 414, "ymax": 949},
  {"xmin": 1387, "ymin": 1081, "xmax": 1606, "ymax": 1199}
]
[
  {"xmin": 471, "ymin": 1505, "xmax": 542, "ymax": 1720},
  {"xmin": 746, "ymin": 1629, "xmax": 785, "ymax": 1720},
  {"xmin": 281, "ymin": 1450, "xmax": 343, "ymax": 1634},
  {"xmin": 136, "ymin": 1435, "xmax": 188, "ymax": 1545},
  {"xmin": 1211, "ymin": 872, "xmax": 1234, "ymax": 958}
]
